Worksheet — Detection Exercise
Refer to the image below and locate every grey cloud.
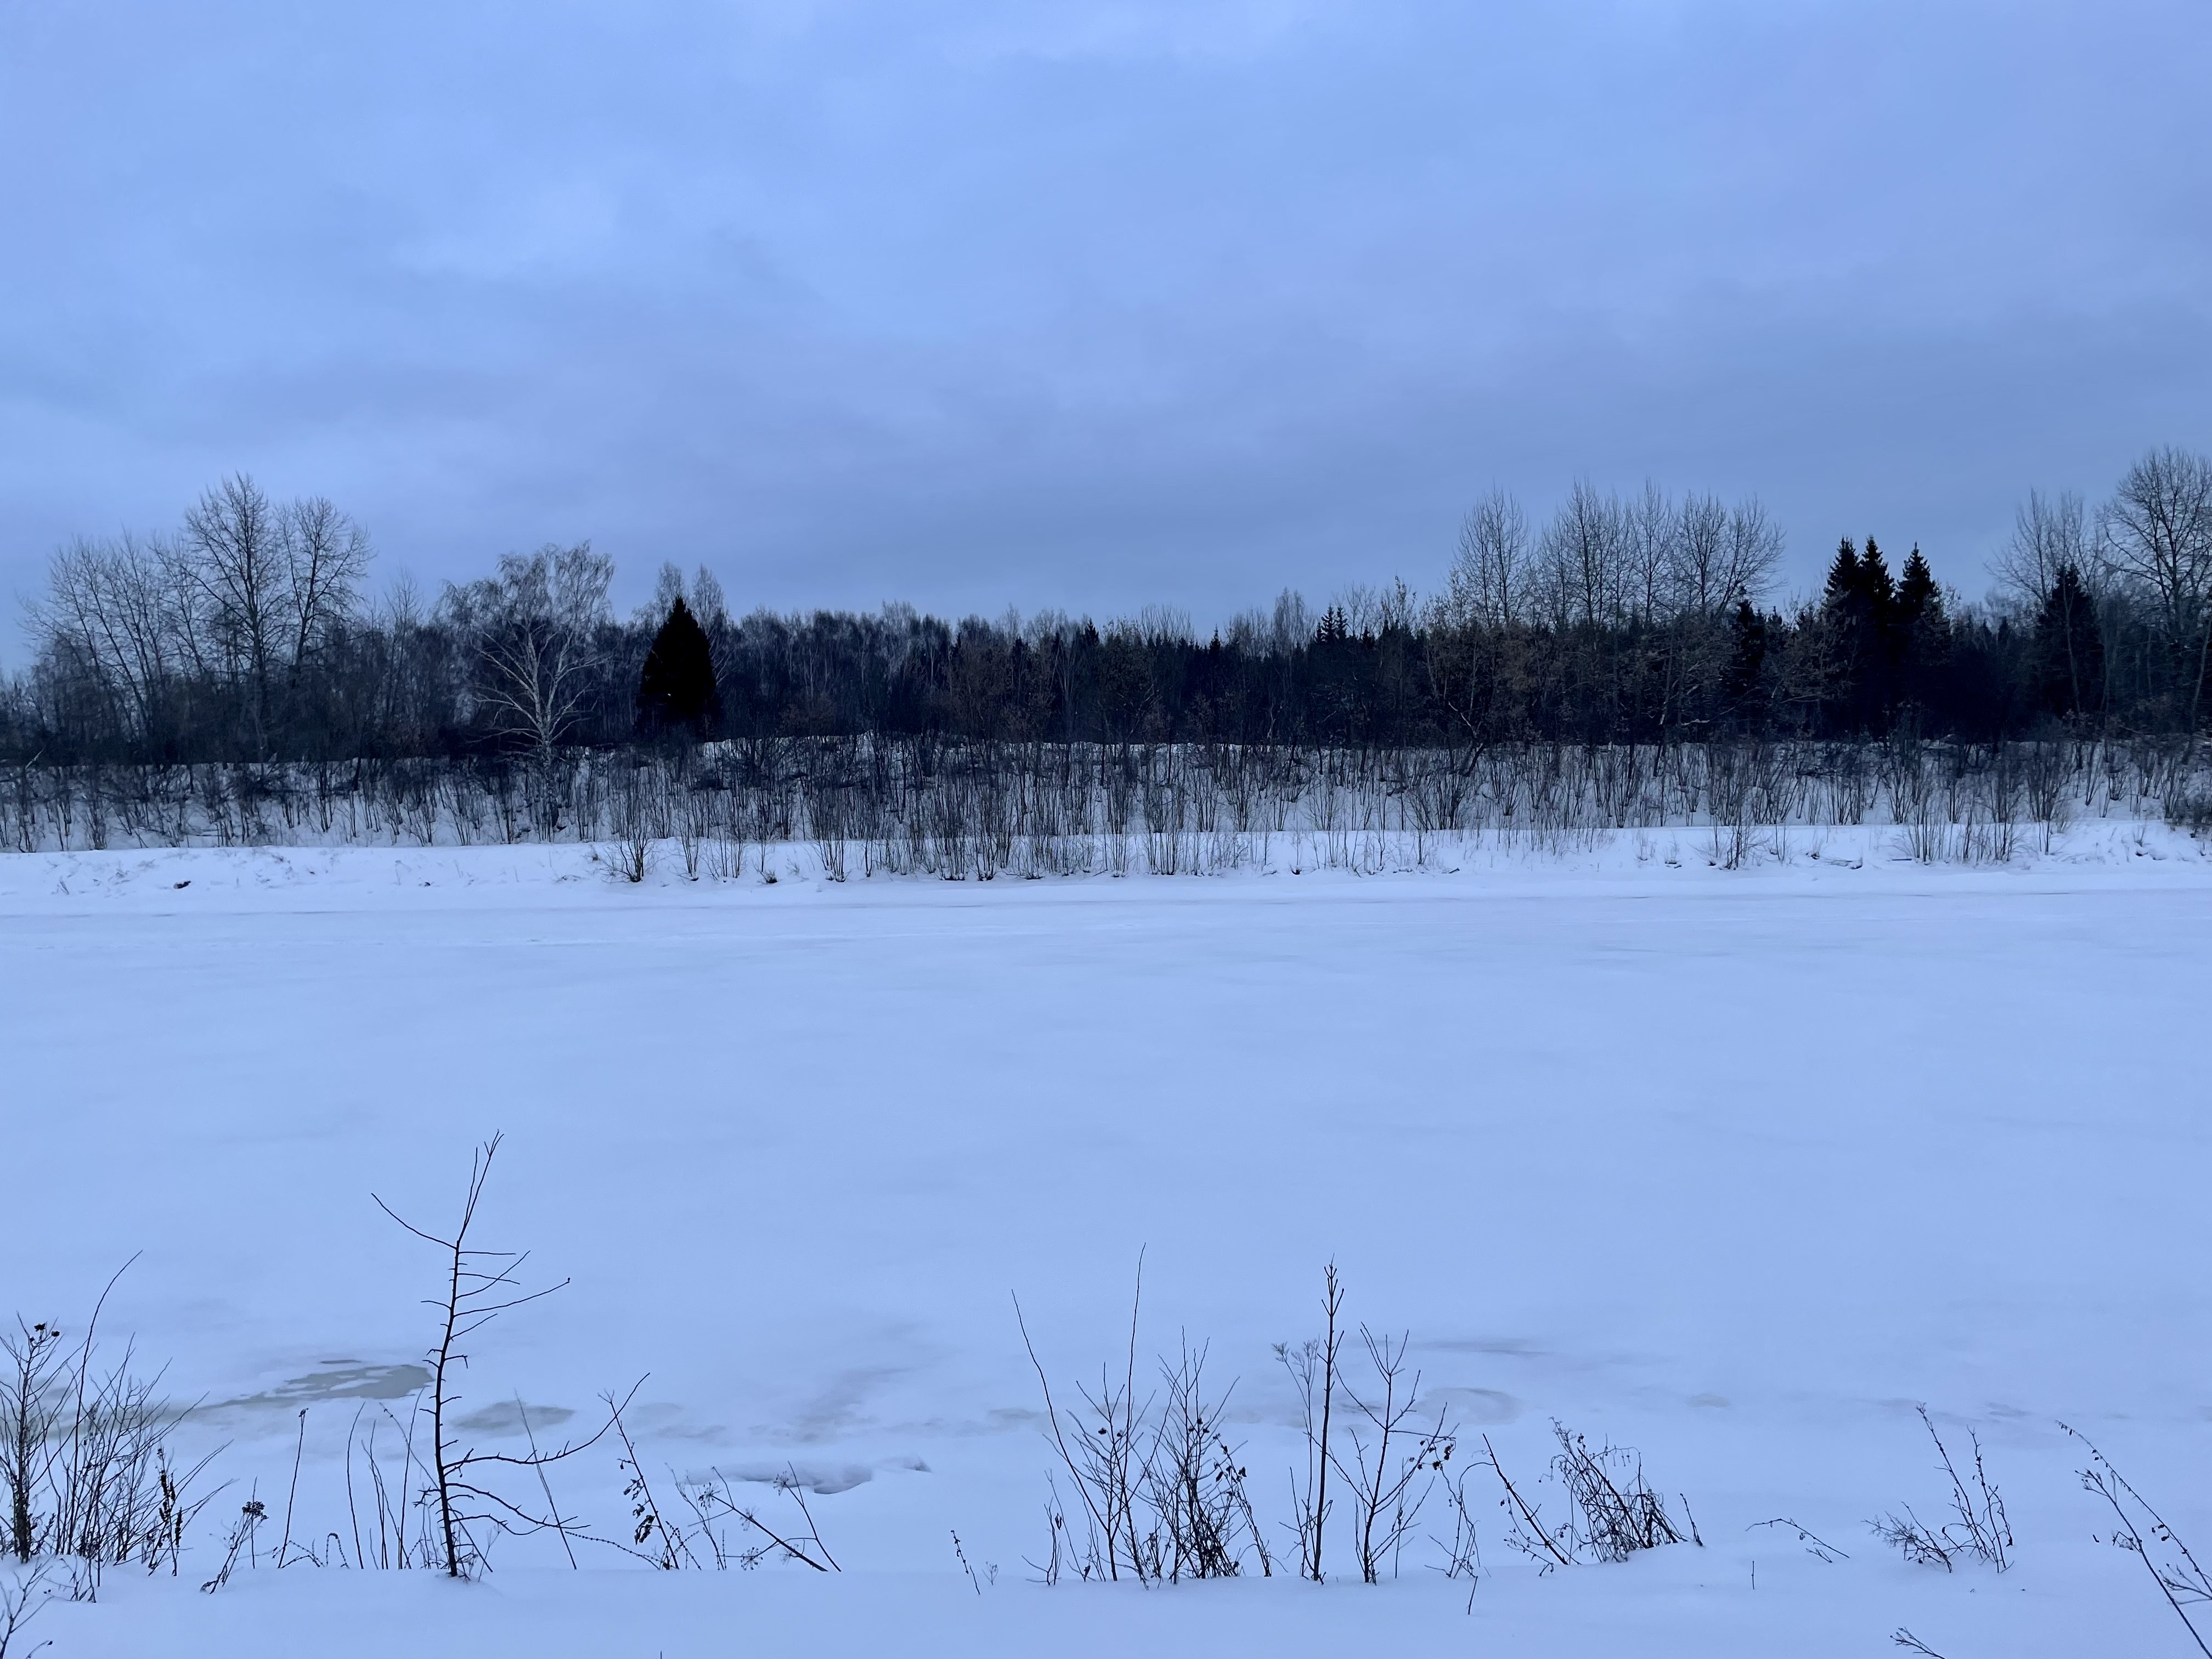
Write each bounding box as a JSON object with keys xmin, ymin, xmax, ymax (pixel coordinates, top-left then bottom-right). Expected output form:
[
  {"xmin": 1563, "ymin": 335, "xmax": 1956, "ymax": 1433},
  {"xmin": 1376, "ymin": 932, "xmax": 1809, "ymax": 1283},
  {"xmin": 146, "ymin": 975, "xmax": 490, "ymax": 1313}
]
[{"xmin": 2, "ymin": 0, "xmax": 2208, "ymax": 644}]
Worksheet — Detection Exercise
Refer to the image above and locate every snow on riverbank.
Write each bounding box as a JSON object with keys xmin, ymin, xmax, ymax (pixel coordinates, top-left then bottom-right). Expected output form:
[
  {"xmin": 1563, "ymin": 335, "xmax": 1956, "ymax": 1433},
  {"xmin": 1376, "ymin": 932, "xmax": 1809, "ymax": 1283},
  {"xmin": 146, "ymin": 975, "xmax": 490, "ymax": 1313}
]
[
  {"xmin": 1, "ymin": 814, "xmax": 2204, "ymax": 911},
  {"xmin": 4, "ymin": 830, "xmax": 2210, "ymax": 1655}
]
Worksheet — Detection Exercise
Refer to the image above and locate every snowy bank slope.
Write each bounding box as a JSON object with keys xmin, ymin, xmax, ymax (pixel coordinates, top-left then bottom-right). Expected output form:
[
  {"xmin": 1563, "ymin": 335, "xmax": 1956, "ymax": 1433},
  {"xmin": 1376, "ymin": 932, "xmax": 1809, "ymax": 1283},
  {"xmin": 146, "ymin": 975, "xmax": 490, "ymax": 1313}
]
[{"xmin": 4, "ymin": 832, "xmax": 2210, "ymax": 1656}]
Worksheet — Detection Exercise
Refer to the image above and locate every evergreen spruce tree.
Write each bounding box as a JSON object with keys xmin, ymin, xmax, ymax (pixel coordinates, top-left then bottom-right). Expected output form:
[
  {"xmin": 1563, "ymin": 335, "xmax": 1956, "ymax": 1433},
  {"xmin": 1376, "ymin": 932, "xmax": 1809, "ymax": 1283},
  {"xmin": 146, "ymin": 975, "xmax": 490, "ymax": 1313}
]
[
  {"xmin": 1859, "ymin": 538, "xmax": 1906, "ymax": 727},
  {"xmin": 1894, "ymin": 545, "xmax": 1942, "ymax": 630},
  {"xmin": 1820, "ymin": 538, "xmax": 1886, "ymax": 732},
  {"xmin": 1723, "ymin": 599, "xmax": 1769, "ymax": 725},
  {"xmin": 1822, "ymin": 537, "xmax": 1862, "ymax": 607},
  {"xmin": 2029, "ymin": 562, "xmax": 2103, "ymax": 721},
  {"xmin": 1858, "ymin": 537, "xmax": 1897, "ymax": 622},
  {"xmin": 1891, "ymin": 544, "xmax": 1949, "ymax": 710},
  {"xmin": 636, "ymin": 595, "xmax": 723, "ymax": 741}
]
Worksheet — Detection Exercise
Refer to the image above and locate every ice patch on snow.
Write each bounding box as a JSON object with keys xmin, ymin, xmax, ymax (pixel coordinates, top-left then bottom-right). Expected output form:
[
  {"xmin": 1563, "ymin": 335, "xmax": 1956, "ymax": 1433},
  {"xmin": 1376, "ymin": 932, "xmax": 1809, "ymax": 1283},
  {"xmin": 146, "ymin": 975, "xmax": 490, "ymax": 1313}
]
[
  {"xmin": 776, "ymin": 1366, "xmax": 912, "ymax": 1442},
  {"xmin": 212, "ymin": 1361, "xmax": 431, "ymax": 1418},
  {"xmin": 678, "ymin": 1457, "xmax": 929, "ymax": 1496},
  {"xmin": 1424, "ymin": 1385, "xmax": 1522, "ymax": 1424},
  {"xmin": 724, "ymin": 1462, "xmax": 877, "ymax": 1495},
  {"xmin": 454, "ymin": 1400, "xmax": 577, "ymax": 1434}
]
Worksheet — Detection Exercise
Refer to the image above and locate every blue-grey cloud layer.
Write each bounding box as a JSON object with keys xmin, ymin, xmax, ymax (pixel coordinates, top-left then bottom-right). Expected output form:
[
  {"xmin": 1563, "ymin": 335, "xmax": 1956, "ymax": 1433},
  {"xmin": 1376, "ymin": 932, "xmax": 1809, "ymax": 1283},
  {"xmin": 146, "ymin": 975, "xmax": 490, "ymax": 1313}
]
[{"xmin": 3, "ymin": 0, "xmax": 2208, "ymax": 628}]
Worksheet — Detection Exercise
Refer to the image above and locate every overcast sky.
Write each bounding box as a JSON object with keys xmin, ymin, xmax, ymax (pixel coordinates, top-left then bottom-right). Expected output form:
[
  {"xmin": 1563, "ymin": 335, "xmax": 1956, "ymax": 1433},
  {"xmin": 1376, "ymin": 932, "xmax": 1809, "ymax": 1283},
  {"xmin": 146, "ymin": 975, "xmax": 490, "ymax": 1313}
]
[{"xmin": 3, "ymin": 0, "xmax": 2208, "ymax": 635}]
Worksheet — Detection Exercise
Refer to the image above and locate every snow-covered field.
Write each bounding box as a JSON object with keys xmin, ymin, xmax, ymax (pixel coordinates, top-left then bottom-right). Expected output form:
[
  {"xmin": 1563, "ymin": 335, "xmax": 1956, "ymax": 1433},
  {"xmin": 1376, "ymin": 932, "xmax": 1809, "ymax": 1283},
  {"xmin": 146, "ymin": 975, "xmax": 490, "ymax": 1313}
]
[{"xmin": 5, "ymin": 825, "xmax": 2211, "ymax": 1656}]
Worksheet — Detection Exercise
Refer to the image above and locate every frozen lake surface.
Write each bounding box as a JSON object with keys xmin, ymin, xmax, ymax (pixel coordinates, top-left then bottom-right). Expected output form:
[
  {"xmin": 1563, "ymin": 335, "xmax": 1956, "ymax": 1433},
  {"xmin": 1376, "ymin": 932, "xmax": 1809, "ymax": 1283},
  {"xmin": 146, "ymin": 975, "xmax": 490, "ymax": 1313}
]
[{"xmin": 5, "ymin": 830, "xmax": 2210, "ymax": 1656}]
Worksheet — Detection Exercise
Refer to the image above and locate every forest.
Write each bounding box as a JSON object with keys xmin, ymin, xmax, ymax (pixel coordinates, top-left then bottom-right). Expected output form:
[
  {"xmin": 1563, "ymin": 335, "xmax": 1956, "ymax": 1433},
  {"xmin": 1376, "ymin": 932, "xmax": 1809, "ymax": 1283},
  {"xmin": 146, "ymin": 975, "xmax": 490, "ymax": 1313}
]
[{"xmin": 7, "ymin": 447, "xmax": 2207, "ymax": 769}]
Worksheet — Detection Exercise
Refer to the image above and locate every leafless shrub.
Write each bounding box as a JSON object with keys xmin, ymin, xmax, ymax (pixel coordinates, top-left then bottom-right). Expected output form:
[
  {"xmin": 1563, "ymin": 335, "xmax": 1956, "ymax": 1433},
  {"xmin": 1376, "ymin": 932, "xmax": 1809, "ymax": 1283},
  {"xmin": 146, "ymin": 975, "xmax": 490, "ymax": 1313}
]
[
  {"xmin": 950, "ymin": 1528, "xmax": 995, "ymax": 1594},
  {"xmin": 12, "ymin": 738, "xmax": 2199, "ymax": 867},
  {"xmin": 1035, "ymin": 1480, "xmax": 1072, "ymax": 1586},
  {"xmin": 601, "ymin": 1392, "xmax": 698, "ymax": 1570},
  {"xmin": 342, "ymin": 1397, "xmax": 437, "ymax": 1569},
  {"xmin": 1552, "ymin": 1424, "xmax": 1692, "ymax": 1560},
  {"xmin": 675, "ymin": 778, "xmax": 713, "ymax": 878},
  {"xmin": 1, "ymin": 1327, "xmax": 62, "ymax": 1564},
  {"xmin": 1870, "ymin": 1507, "xmax": 1956, "ymax": 1571},
  {"xmin": 1872, "ymin": 1407, "xmax": 2011, "ymax": 1573},
  {"xmin": 703, "ymin": 780, "xmax": 749, "ymax": 880},
  {"xmin": 1901, "ymin": 799, "xmax": 1949, "ymax": 864},
  {"xmin": 1432, "ymin": 1470, "xmax": 1485, "ymax": 1610},
  {"xmin": 605, "ymin": 761, "xmax": 660, "ymax": 883},
  {"xmin": 198, "ymin": 1496, "xmax": 264, "ymax": 1593},
  {"xmin": 1144, "ymin": 1336, "xmax": 1270, "ymax": 1581},
  {"xmin": 2064, "ymin": 1423, "xmax": 2212, "ymax": 1658},
  {"xmin": 804, "ymin": 766, "xmax": 852, "ymax": 882},
  {"xmin": 2171, "ymin": 787, "xmax": 2212, "ymax": 836},
  {"xmin": 2, "ymin": 1267, "xmax": 223, "ymax": 1593},
  {"xmin": 1750, "ymin": 1515, "xmax": 1850, "ymax": 1562},
  {"xmin": 0, "ymin": 1561, "xmax": 52, "ymax": 1659},
  {"xmin": 672, "ymin": 1464, "xmax": 840, "ymax": 1573},
  {"xmin": 1017, "ymin": 1259, "xmax": 1268, "ymax": 1586},
  {"xmin": 1014, "ymin": 1264, "xmax": 1158, "ymax": 1583},
  {"xmin": 1485, "ymin": 1422, "xmax": 1692, "ymax": 1568}
]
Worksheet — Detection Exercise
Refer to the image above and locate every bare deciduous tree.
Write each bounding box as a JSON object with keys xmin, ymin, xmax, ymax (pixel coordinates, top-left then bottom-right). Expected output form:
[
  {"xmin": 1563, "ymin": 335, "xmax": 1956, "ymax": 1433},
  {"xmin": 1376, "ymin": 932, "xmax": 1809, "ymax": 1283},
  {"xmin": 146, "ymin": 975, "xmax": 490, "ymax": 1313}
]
[
  {"xmin": 1674, "ymin": 492, "xmax": 1783, "ymax": 614},
  {"xmin": 2101, "ymin": 447, "xmax": 2212, "ymax": 726},
  {"xmin": 182, "ymin": 475, "xmax": 288, "ymax": 752},
  {"xmin": 24, "ymin": 536, "xmax": 182, "ymax": 744},
  {"xmin": 1994, "ymin": 488, "xmax": 2092, "ymax": 608},
  {"xmin": 278, "ymin": 496, "xmax": 371, "ymax": 687},
  {"xmin": 448, "ymin": 543, "xmax": 615, "ymax": 759},
  {"xmin": 1624, "ymin": 481, "xmax": 1679, "ymax": 620},
  {"xmin": 1444, "ymin": 489, "xmax": 1531, "ymax": 630},
  {"xmin": 1537, "ymin": 480, "xmax": 1627, "ymax": 629}
]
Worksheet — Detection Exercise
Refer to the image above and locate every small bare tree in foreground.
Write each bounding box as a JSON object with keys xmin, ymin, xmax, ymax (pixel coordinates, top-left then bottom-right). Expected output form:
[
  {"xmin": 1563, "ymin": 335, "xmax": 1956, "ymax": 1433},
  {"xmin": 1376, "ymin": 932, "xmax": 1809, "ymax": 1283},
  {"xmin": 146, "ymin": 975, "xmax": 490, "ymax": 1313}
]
[
  {"xmin": 1276, "ymin": 1262, "xmax": 1345, "ymax": 1581},
  {"xmin": 1278, "ymin": 1266, "xmax": 1455, "ymax": 1584},
  {"xmin": 374, "ymin": 1134, "xmax": 617, "ymax": 1578},
  {"xmin": 1330, "ymin": 1325, "xmax": 1455, "ymax": 1583}
]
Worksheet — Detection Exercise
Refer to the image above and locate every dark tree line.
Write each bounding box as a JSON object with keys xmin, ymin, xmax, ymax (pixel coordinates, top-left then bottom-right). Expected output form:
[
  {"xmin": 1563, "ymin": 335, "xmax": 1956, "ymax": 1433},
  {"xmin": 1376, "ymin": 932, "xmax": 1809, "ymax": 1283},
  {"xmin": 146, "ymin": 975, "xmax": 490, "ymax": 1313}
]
[{"xmin": 6, "ymin": 450, "xmax": 2209, "ymax": 767}]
